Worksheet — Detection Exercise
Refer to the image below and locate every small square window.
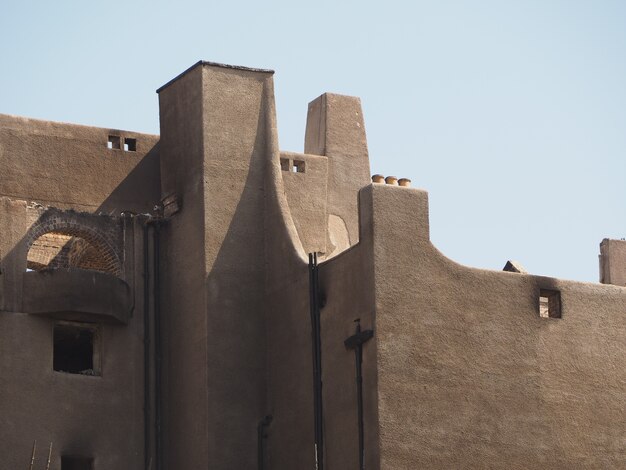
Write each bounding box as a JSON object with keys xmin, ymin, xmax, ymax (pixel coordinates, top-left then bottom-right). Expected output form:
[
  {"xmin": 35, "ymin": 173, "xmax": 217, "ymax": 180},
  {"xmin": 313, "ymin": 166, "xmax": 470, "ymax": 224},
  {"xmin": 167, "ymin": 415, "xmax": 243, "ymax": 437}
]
[
  {"xmin": 107, "ymin": 135, "xmax": 121, "ymax": 150},
  {"xmin": 539, "ymin": 289, "xmax": 561, "ymax": 318},
  {"xmin": 292, "ymin": 160, "xmax": 305, "ymax": 173},
  {"xmin": 280, "ymin": 158, "xmax": 290, "ymax": 172},
  {"xmin": 124, "ymin": 138, "xmax": 137, "ymax": 152},
  {"xmin": 54, "ymin": 323, "xmax": 100, "ymax": 376},
  {"xmin": 61, "ymin": 455, "xmax": 93, "ymax": 470}
]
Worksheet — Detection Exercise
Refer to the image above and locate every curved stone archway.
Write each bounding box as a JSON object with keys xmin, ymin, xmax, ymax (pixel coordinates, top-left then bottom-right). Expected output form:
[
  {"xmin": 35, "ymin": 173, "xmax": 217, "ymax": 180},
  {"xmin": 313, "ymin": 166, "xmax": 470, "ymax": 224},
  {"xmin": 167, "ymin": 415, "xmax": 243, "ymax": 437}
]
[{"xmin": 25, "ymin": 209, "xmax": 123, "ymax": 277}]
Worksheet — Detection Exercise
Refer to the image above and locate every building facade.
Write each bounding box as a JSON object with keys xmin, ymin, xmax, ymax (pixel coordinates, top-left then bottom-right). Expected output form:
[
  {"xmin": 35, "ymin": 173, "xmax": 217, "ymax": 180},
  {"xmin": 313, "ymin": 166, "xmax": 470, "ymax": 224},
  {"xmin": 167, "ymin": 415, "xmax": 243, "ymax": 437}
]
[{"xmin": 0, "ymin": 61, "xmax": 624, "ymax": 469}]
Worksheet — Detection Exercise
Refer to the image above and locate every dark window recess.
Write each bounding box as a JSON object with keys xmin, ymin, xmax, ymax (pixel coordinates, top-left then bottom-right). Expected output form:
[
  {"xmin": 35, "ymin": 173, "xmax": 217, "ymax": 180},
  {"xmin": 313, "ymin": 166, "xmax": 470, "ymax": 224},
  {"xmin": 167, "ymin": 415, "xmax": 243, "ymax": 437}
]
[
  {"xmin": 292, "ymin": 160, "xmax": 305, "ymax": 173},
  {"xmin": 280, "ymin": 158, "xmax": 290, "ymax": 172},
  {"xmin": 124, "ymin": 138, "xmax": 137, "ymax": 152},
  {"xmin": 61, "ymin": 455, "xmax": 93, "ymax": 470},
  {"xmin": 107, "ymin": 135, "xmax": 121, "ymax": 150},
  {"xmin": 539, "ymin": 289, "xmax": 561, "ymax": 318},
  {"xmin": 53, "ymin": 324, "xmax": 99, "ymax": 375}
]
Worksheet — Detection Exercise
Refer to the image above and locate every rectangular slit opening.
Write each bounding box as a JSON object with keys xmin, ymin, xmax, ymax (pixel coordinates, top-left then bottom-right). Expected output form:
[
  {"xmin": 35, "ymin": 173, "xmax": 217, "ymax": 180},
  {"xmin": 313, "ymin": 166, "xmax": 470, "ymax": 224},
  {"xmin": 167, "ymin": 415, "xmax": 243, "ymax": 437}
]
[
  {"xmin": 61, "ymin": 455, "xmax": 94, "ymax": 470},
  {"xmin": 292, "ymin": 160, "xmax": 305, "ymax": 173},
  {"xmin": 124, "ymin": 138, "xmax": 136, "ymax": 152},
  {"xmin": 280, "ymin": 158, "xmax": 290, "ymax": 172},
  {"xmin": 107, "ymin": 135, "xmax": 121, "ymax": 150},
  {"xmin": 539, "ymin": 289, "xmax": 561, "ymax": 318},
  {"xmin": 54, "ymin": 323, "xmax": 100, "ymax": 376}
]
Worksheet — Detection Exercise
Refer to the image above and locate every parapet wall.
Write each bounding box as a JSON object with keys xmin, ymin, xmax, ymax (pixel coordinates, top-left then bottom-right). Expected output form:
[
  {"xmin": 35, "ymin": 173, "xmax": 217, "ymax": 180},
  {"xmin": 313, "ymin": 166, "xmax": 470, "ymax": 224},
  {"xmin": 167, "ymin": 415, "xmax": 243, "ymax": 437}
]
[
  {"xmin": 367, "ymin": 183, "xmax": 626, "ymax": 469},
  {"xmin": 0, "ymin": 114, "xmax": 160, "ymax": 213}
]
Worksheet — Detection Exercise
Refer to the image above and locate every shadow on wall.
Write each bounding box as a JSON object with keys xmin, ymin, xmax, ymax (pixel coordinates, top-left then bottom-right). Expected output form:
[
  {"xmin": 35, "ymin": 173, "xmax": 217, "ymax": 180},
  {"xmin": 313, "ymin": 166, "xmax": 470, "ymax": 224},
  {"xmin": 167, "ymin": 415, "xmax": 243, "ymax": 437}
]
[
  {"xmin": 0, "ymin": 141, "xmax": 161, "ymax": 325},
  {"xmin": 197, "ymin": 95, "xmax": 271, "ymax": 469},
  {"xmin": 0, "ymin": 141, "xmax": 161, "ymax": 468},
  {"xmin": 0, "ymin": 142, "xmax": 161, "ymax": 285}
]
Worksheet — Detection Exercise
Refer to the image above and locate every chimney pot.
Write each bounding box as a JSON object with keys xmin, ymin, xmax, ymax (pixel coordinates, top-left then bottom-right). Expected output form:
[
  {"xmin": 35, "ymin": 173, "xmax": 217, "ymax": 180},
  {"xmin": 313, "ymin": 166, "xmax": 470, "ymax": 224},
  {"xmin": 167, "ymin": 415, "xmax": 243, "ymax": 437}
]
[{"xmin": 372, "ymin": 174, "xmax": 385, "ymax": 183}]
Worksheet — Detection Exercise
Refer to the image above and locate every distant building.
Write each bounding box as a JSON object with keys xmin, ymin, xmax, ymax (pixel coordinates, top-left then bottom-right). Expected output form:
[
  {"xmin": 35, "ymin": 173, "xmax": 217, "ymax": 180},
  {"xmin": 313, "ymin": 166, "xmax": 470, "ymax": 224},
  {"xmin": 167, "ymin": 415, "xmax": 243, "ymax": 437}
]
[{"xmin": 1, "ymin": 61, "xmax": 624, "ymax": 469}]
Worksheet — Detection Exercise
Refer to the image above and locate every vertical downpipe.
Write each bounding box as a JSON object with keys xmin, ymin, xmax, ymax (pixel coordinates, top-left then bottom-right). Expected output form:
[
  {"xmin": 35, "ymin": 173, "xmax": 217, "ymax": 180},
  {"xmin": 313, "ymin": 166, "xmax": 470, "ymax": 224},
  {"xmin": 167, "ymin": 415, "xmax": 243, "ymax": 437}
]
[
  {"xmin": 257, "ymin": 415, "xmax": 273, "ymax": 470},
  {"xmin": 309, "ymin": 253, "xmax": 324, "ymax": 470},
  {"xmin": 344, "ymin": 321, "xmax": 374, "ymax": 470},
  {"xmin": 143, "ymin": 223, "xmax": 151, "ymax": 470},
  {"xmin": 153, "ymin": 222, "xmax": 163, "ymax": 470}
]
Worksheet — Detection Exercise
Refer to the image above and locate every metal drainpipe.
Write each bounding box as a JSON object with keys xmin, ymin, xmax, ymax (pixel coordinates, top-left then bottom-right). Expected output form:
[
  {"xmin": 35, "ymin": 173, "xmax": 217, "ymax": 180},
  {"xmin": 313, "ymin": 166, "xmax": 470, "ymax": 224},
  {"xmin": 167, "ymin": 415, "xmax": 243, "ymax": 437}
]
[
  {"xmin": 308, "ymin": 253, "xmax": 324, "ymax": 470},
  {"xmin": 143, "ymin": 222, "xmax": 151, "ymax": 470},
  {"xmin": 141, "ymin": 216, "xmax": 163, "ymax": 470},
  {"xmin": 152, "ymin": 220, "xmax": 163, "ymax": 470},
  {"xmin": 344, "ymin": 320, "xmax": 374, "ymax": 470},
  {"xmin": 257, "ymin": 415, "xmax": 273, "ymax": 470}
]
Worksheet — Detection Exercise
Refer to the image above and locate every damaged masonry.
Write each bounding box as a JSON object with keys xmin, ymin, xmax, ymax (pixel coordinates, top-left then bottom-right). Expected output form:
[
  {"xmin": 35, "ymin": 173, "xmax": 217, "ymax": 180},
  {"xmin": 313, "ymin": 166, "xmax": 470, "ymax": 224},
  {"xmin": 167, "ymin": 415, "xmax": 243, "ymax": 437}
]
[{"xmin": 1, "ymin": 61, "xmax": 625, "ymax": 469}]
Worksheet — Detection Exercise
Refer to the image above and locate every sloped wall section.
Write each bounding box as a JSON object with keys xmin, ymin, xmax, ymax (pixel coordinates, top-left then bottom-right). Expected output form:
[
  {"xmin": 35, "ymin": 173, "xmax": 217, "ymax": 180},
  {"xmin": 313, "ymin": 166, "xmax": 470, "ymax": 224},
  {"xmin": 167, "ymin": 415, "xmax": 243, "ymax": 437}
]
[{"xmin": 368, "ymin": 184, "xmax": 626, "ymax": 469}]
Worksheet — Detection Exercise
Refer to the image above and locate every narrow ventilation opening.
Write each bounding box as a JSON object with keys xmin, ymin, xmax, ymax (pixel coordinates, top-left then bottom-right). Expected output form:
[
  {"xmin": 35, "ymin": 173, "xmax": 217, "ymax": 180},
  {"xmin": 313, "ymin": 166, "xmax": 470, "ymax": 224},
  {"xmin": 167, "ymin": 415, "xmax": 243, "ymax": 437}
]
[
  {"xmin": 107, "ymin": 135, "xmax": 121, "ymax": 150},
  {"xmin": 280, "ymin": 158, "xmax": 290, "ymax": 172},
  {"xmin": 292, "ymin": 160, "xmax": 305, "ymax": 173},
  {"xmin": 124, "ymin": 138, "xmax": 136, "ymax": 152},
  {"xmin": 539, "ymin": 289, "xmax": 561, "ymax": 318},
  {"xmin": 53, "ymin": 323, "xmax": 100, "ymax": 376},
  {"xmin": 61, "ymin": 456, "xmax": 94, "ymax": 470}
]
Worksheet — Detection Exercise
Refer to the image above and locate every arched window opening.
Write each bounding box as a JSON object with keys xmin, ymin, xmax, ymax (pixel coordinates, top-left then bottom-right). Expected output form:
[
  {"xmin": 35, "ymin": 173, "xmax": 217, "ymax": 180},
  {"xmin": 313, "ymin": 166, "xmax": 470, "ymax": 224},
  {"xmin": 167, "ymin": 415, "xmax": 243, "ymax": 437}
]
[{"xmin": 26, "ymin": 229, "xmax": 121, "ymax": 276}]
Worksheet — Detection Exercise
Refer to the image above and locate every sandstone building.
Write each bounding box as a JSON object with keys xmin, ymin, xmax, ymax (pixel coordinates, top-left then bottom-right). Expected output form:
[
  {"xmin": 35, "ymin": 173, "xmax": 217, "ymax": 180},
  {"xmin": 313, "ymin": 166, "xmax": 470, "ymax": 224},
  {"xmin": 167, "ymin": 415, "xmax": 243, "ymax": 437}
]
[{"xmin": 0, "ymin": 61, "xmax": 625, "ymax": 469}]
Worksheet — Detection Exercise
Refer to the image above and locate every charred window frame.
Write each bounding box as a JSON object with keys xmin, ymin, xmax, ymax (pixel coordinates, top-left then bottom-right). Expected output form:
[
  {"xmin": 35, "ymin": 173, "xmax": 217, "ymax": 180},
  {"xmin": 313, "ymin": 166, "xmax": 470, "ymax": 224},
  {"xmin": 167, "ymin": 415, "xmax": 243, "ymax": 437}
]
[
  {"xmin": 539, "ymin": 289, "xmax": 561, "ymax": 319},
  {"xmin": 279, "ymin": 157, "xmax": 306, "ymax": 173},
  {"xmin": 124, "ymin": 138, "xmax": 137, "ymax": 152},
  {"xmin": 292, "ymin": 160, "xmax": 305, "ymax": 173},
  {"xmin": 61, "ymin": 455, "xmax": 94, "ymax": 470},
  {"xmin": 53, "ymin": 322, "xmax": 101, "ymax": 376},
  {"xmin": 107, "ymin": 135, "xmax": 121, "ymax": 150}
]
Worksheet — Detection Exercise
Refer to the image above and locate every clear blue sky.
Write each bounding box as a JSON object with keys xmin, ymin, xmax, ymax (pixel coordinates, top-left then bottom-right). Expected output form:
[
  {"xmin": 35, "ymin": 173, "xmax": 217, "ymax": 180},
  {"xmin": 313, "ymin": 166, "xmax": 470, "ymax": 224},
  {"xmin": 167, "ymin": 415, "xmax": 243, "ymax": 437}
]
[{"xmin": 1, "ymin": 1, "xmax": 624, "ymax": 282}]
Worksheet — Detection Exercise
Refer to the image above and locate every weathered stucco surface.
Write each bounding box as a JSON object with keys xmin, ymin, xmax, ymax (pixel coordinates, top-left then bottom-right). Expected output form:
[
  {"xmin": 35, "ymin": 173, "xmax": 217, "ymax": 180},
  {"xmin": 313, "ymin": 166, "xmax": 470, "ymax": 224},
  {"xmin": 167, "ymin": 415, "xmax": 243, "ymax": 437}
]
[
  {"xmin": 0, "ymin": 113, "xmax": 160, "ymax": 212},
  {"xmin": 0, "ymin": 60, "xmax": 624, "ymax": 469},
  {"xmin": 600, "ymin": 238, "xmax": 626, "ymax": 287},
  {"xmin": 369, "ymin": 184, "xmax": 626, "ymax": 469},
  {"xmin": 0, "ymin": 191, "xmax": 148, "ymax": 469}
]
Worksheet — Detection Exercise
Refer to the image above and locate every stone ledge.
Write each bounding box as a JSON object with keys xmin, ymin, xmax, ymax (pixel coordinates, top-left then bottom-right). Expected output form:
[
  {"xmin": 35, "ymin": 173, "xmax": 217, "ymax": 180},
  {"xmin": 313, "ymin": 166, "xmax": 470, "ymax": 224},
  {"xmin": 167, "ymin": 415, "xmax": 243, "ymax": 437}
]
[{"xmin": 22, "ymin": 268, "xmax": 133, "ymax": 324}]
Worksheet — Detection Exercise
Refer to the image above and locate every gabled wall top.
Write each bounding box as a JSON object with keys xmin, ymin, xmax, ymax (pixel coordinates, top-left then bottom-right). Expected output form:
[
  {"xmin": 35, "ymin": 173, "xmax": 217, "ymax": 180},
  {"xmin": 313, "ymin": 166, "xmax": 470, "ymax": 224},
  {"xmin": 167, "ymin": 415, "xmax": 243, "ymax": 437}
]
[{"xmin": 156, "ymin": 60, "xmax": 275, "ymax": 94}]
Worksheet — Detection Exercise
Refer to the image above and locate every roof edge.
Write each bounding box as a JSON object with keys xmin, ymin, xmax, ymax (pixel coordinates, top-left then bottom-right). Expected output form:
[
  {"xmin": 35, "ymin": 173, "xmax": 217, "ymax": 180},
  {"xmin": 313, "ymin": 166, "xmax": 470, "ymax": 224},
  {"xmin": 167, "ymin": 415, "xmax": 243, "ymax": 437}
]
[
  {"xmin": 156, "ymin": 60, "xmax": 275, "ymax": 93},
  {"xmin": 0, "ymin": 112, "xmax": 160, "ymax": 138}
]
